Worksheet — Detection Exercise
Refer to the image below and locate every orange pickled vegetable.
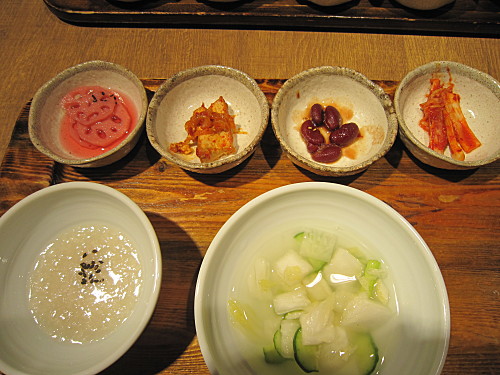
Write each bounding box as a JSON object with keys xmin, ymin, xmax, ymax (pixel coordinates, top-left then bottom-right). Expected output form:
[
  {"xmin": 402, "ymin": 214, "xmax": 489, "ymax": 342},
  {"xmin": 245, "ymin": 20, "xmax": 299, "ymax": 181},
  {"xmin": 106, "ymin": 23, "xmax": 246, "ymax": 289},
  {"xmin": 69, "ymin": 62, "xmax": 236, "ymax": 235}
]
[
  {"xmin": 170, "ymin": 96, "xmax": 237, "ymax": 163},
  {"xmin": 419, "ymin": 70, "xmax": 481, "ymax": 161}
]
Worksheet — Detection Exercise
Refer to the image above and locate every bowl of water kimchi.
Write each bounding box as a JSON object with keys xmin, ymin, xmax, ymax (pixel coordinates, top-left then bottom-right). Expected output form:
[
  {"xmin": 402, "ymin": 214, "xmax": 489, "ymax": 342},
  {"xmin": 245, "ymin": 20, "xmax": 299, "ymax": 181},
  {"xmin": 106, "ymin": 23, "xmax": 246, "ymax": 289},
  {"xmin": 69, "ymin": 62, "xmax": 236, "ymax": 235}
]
[
  {"xmin": 395, "ymin": 61, "xmax": 500, "ymax": 169},
  {"xmin": 194, "ymin": 182, "xmax": 450, "ymax": 375}
]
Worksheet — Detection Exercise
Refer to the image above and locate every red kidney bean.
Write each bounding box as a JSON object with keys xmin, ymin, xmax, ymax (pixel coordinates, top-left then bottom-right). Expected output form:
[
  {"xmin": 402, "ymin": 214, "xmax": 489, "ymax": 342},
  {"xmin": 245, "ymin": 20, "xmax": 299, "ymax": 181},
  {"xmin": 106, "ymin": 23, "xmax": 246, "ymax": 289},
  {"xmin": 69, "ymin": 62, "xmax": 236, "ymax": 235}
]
[
  {"xmin": 310, "ymin": 104, "xmax": 324, "ymax": 126},
  {"xmin": 330, "ymin": 122, "xmax": 359, "ymax": 147},
  {"xmin": 312, "ymin": 143, "xmax": 342, "ymax": 163},
  {"xmin": 306, "ymin": 142, "xmax": 320, "ymax": 153},
  {"xmin": 324, "ymin": 106, "xmax": 342, "ymax": 130},
  {"xmin": 301, "ymin": 120, "xmax": 325, "ymax": 145}
]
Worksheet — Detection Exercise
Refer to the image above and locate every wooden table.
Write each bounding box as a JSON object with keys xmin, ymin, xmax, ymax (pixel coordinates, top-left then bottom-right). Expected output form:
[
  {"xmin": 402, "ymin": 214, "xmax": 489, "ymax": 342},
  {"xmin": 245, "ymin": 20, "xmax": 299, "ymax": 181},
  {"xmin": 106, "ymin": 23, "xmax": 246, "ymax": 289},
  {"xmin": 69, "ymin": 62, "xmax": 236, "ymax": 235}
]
[{"xmin": 0, "ymin": 1, "xmax": 499, "ymax": 374}]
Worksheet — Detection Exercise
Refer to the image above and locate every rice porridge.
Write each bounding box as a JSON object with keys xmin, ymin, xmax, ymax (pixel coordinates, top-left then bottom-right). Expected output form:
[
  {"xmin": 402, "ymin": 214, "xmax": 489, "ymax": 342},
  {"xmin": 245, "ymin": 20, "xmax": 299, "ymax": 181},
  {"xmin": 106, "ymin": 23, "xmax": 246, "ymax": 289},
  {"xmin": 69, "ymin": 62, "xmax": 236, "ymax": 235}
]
[{"xmin": 28, "ymin": 223, "xmax": 143, "ymax": 344}]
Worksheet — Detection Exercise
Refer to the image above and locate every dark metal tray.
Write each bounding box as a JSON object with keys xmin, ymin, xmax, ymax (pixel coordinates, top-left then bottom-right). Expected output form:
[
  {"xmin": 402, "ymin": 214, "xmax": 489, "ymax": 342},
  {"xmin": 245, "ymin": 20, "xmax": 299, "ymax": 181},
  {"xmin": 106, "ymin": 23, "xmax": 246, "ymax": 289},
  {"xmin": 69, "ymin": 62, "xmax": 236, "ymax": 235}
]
[{"xmin": 44, "ymin": 0, "xmax": 500, "ymax": 36}]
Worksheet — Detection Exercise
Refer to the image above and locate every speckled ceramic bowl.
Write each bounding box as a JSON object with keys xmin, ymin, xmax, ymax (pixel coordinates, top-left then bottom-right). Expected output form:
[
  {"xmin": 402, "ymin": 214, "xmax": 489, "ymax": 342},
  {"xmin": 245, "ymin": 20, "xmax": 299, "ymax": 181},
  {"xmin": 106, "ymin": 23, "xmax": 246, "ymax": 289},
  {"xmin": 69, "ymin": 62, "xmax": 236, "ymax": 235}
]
[
  {"xmin": 395, "ymin": 61, "xmax": 500, "ymax": 170},
  {"xmin": 29, "ymin": 60, "xmax": 148, "ymax": 168},
  {"xmin": 146, "ymin": 65, "xmax": 269, "ymax": 174},
  {"xmin": 394, "ymin": 0, "xmax": 454, "ymax": 10},
  {"xmin": 271, "ymin": 66, "xmax": 398, "ymax": 177}
]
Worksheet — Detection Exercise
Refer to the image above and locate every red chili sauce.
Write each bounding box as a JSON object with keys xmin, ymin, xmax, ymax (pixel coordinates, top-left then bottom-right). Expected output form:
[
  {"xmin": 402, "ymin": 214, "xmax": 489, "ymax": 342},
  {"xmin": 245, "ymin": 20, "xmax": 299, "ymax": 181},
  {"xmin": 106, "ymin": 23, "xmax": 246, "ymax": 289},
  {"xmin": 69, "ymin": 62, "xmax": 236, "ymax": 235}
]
[{"xmin": 59, "ymin": 86, "xmax": 137, "ymax": 158}]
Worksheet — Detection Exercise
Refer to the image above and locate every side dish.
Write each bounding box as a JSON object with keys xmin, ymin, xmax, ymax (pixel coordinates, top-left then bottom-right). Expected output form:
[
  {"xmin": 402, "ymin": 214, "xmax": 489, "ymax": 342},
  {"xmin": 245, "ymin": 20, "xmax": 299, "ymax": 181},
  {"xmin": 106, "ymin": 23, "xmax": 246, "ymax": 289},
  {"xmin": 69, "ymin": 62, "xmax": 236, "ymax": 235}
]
[
  {"xmin": 60, "ymin": 86, "xmax": 137, "ymax": 158},
  {"xmin": 28, "ymin": 223, "xmax": 143, "ymax": 344},
  {"xmin": 228, "ymin": 228, "xmax": 393, "ymax": 374},
  {"xmin": 169, "ymin": 96, "xmax": 237, "ymax": 163},
  {"xmin": 300, "ymin": 104, "xmax": 360, "ymax": 163},
  {"xmin": 418, "ymin": 70, "xmax": 481, "ymax": 161}
]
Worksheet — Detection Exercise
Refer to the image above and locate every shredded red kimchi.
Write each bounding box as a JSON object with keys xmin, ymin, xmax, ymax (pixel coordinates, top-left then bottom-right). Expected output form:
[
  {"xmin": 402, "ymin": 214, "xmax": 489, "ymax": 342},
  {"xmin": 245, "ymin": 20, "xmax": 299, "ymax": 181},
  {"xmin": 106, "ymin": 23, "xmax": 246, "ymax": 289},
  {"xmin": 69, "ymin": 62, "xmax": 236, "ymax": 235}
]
[{"xmin": 418, "ymin": 70, "xmax": 481, "ymax": 161}]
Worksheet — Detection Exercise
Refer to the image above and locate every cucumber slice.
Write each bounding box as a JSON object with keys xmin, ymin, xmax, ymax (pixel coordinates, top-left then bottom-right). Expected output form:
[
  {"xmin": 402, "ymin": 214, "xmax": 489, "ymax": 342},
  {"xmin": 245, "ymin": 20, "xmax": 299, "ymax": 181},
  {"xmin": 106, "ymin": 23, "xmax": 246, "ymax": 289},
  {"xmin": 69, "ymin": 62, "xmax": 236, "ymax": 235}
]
[
  {"xmin": 263, "ymin": 343, "xmax": 286, "ymax": 364},
  {"xmin": 273, "ymin": 329, "xmax": 283, "ymax": 356},
  {"xmin": 298, "ymin": 229, "xmax": 337, "ymax": 263},
  {"xmin": 351, "ymin": 332, "xmax": 379, "ymax": 375},
  {"xmin": 308, "ymin": 257, "xmax": 327, "ymax": 272},
  {"xmin": 317, "ymin": 330, "xmax": 378, "ymax": 375},
  {"xmin": 293, "ymin": 328, "xmax": 319, "ymax": 373},
  {"xmin": 277, "ymin": 319, "xmax": 301, "ymax": 359}
]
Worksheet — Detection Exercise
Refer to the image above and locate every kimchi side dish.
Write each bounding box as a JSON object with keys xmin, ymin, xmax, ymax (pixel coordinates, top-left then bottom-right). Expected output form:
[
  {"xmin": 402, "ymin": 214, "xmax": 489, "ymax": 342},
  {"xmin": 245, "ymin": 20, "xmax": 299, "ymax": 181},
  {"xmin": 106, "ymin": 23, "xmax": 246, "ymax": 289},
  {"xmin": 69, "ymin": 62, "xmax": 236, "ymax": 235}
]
[
  {"xmin": 418, "ymin": 70, "xmax": 481, "ymax": 161},
  {"xmin": 170, "ymin": 96, "xmax": 237, "ymax": 163}
]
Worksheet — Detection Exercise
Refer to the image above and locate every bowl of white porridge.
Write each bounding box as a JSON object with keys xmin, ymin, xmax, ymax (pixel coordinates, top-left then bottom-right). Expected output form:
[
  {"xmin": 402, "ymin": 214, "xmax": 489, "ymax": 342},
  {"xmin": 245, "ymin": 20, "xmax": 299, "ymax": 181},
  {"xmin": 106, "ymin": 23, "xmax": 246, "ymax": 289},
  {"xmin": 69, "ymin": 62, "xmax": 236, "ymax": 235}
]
[{"xmin": 0, "ymin": 182, "xmax": 162, "ymax": 375}]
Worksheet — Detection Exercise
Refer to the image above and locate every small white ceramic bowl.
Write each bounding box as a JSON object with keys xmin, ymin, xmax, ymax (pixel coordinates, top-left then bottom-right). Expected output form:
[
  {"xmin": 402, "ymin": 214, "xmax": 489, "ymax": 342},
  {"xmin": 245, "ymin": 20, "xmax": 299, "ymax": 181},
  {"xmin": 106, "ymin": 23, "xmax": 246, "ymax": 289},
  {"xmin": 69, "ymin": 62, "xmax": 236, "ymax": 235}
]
[
  {"xmin": 395, "ymin": 61, "xmax": 500, "ymax": 169},
  {"xmin": 29, "ymin": 60, "xmax": 148, "ymax": 168},
  {"xmin": 271, "ymin": 66, "xmax": 398, "ymax": 176},
  {"xmin": 0, "ymin": 182, "xmax": 161, "ymax": 375},
  {"xmin": 146, "ymin": 65, "xmax": 269, "ymax": 174},
  {"xmin": 195, "ymin": 182, "xmax": 449, "ymax": 375},
  {"xmin": 394, "ymin": 0, "xmax": 454, "ymax": 10}
]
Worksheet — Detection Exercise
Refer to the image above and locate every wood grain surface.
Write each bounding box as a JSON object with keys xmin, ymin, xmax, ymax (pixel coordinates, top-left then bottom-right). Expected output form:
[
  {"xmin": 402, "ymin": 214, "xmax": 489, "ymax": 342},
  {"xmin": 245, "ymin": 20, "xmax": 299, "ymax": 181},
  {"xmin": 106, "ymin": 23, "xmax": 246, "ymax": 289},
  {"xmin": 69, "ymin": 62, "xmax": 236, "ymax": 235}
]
[
  {"xmin": 0, "ymin": 0, "xmax": 499, "ymax": 373},
  {"xmin": 0, "ymin": 79, "xmax": 498, "ymax": 375}
]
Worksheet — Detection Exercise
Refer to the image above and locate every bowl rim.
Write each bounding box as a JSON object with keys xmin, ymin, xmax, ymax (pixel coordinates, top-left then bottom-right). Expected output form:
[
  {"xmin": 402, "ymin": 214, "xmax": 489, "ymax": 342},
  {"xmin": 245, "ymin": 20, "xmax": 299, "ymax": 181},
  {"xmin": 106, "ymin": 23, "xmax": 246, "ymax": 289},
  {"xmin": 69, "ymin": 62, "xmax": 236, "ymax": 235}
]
[
  {"xmin": 394, "ymin": 60, "xmax": 500, "ymax": 168},
  {"xmin": 0, "ymin": 181, "xmax": 162, "ymax": 375},
  {"xmin": 270, "ymin": 65, "xmax": 398, "ymax": 175},
  {"xmin": 194, "ymin": 181, "xmax": 450, "ymax": 375},
  {"xmin": 28, "ymin": 60, "xmax": 148, "ymax": 166},
  {"xmin": 146, "ymin": 64, "xmax": 270, "ymax": 172}
]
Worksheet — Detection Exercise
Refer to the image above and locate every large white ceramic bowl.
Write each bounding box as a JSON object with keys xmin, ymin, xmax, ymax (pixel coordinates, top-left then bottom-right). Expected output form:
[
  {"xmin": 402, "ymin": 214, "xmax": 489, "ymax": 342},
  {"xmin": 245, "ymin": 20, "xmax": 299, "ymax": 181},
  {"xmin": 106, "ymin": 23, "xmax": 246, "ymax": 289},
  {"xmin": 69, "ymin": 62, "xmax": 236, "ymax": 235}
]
[
  {"xmin": 195, "ymin": 182, "xmax": 450, "ymax": 375},
  {"xmin": 0, "ymin": 182, "xmax": 162, "ymax": 375}
]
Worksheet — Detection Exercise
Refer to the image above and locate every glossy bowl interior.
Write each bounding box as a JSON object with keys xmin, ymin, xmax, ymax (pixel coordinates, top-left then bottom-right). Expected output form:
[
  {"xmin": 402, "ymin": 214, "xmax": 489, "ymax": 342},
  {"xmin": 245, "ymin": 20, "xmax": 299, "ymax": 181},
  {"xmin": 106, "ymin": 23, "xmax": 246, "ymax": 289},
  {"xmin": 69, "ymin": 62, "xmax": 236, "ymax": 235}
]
[
  {"xmin": 395, "ymin": 61, "xmax": 500, "ymax": 169},
  {"xmin": 146, "ymin": 65, "xmax": 269, "ymax": 174},
  {"xmin": 0, "ymin": 182, "xmax": 161, "ymax": 375},
  {"xmin": 195, "ymin": 182, "xmax": 450, "ymax": 375},
  {"xmin": 29, "ymin": 60, "xmax": 148, "ymax": 168},
  {"xmin": 271, "ymin": 66, "xmax": 398, "ymax": 176}
]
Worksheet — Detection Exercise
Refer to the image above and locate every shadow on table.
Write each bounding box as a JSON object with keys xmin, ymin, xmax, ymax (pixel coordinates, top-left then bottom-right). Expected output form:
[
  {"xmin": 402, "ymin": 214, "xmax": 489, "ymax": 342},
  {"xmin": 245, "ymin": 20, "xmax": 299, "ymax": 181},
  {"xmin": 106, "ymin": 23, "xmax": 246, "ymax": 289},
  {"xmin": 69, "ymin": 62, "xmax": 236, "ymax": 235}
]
[{"xmin": 99, "ymin": 212, "xmax": 202, "ymax": 375}]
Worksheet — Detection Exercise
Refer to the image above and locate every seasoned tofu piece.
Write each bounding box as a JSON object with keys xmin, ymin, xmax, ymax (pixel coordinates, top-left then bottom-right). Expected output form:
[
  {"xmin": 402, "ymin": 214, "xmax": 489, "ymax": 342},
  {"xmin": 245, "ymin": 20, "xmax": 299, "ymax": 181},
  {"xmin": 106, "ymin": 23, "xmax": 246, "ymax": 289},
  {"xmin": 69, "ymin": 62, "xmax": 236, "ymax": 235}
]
[{"xmin": 197, "ymin": 131, "xmax": 236, "ymax": 163}]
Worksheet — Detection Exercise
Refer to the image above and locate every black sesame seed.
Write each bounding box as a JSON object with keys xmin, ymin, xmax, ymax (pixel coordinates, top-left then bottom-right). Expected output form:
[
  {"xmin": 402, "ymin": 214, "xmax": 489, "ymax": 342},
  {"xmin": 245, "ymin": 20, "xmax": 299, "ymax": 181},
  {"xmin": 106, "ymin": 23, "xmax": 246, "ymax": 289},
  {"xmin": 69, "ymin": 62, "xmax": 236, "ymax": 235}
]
[
  {"xmin": 96, "ymin": 269, "xmax": 101, "ymax": 273},
  {"xmin": 83, "ymin": 252, "xmax": 87, "ymax": 258},
  {"xmin": 81, "ymin": 279, "xmax": 87, "ymax": 284}
]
